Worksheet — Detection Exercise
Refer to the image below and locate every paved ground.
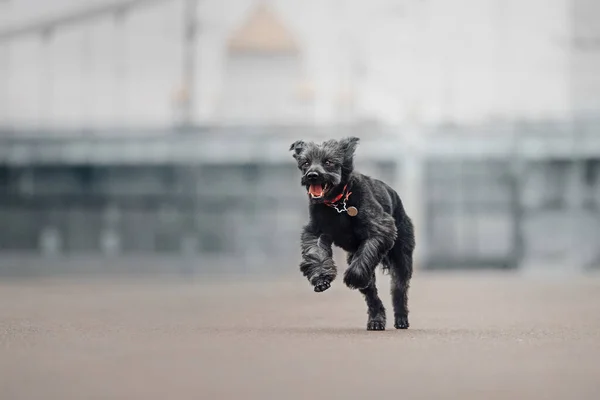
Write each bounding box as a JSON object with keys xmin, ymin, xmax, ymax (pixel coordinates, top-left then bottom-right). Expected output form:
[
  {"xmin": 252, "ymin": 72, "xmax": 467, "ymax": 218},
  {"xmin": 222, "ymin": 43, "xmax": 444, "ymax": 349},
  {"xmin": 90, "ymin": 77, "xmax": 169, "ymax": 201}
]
[{"xmin": 1, "ymin": 270, "xmax": 600, "ymax": 400}]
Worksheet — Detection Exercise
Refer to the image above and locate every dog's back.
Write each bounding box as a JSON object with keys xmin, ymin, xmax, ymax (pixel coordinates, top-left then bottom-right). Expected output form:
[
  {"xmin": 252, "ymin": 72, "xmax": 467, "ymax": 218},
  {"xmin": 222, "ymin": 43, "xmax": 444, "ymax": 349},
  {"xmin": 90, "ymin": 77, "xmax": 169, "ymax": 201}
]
[
  {"xmin": 363, "ymin": 174, "xmax": 415, "ymax": 245},
  {"xmin": 359, "ymin": 173, "xmax": 402, "ymax": 214}
]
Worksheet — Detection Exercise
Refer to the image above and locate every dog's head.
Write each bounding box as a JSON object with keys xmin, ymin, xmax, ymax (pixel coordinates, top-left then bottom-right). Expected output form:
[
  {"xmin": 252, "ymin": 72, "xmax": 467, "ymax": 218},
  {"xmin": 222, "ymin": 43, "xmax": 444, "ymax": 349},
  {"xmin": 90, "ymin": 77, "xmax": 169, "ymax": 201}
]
[{"xmin": 289, "ymin": 137, "xmax": 360, "ymax": 203}]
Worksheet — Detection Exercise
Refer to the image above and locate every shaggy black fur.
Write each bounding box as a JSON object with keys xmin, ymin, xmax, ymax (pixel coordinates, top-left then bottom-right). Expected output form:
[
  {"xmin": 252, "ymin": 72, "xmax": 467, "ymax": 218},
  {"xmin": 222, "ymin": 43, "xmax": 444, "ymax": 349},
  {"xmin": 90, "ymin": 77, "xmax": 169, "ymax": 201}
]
[{"xmin": 290, "ymin": 137, "xmax": 415, "ymax": 331}]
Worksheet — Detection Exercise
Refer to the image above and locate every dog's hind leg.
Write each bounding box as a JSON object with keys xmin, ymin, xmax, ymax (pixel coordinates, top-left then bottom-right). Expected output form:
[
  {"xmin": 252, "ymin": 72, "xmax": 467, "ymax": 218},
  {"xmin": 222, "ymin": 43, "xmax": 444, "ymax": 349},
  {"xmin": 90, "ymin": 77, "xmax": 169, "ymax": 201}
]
[
  {"xmin": 386, "ymin": 244, "xmax": 413, "ymax": 329},
  {"xmin": 348, "ymin": 253, "xmax": 386, "ymax": 330}
]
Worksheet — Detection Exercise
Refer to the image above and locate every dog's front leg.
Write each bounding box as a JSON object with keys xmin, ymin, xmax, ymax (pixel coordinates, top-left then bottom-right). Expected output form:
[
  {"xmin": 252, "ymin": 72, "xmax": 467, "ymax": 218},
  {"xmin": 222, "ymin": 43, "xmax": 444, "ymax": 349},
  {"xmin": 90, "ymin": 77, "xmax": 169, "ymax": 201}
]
[
  {"xmin": 299, "ymin": 224, "xmax": 337, "ymax": 292},
  {"xmin": 344, "ymin": 215, "xmax": 397, "ymax": 290}
]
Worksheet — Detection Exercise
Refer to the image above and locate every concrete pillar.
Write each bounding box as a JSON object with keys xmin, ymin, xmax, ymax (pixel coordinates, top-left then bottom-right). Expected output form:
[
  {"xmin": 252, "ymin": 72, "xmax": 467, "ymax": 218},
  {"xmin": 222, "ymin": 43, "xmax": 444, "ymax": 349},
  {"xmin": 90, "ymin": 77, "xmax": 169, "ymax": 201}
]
[
  {"xmin": 568, "ymin": 159, "xmax": 586, "ymax": 270},
  {"xmin": 40, "ymin": 227, "xmax": 62, "ymax": 256},
  {"xmin": 397, "ymin": 125, "xmax": 426, "ymax": 269},
  {"xmin": 101, "ymin": 204, "xmax": 121, "ymax": 256}
]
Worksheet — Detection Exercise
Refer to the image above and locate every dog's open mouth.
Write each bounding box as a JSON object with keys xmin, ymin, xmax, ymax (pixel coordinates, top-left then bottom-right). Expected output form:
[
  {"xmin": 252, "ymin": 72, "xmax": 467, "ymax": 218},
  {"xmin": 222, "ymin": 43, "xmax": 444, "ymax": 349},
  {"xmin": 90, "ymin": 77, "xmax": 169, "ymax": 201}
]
[{"xmin": 308, "ymin": 183, "xmax": 329, "ymax": 199}]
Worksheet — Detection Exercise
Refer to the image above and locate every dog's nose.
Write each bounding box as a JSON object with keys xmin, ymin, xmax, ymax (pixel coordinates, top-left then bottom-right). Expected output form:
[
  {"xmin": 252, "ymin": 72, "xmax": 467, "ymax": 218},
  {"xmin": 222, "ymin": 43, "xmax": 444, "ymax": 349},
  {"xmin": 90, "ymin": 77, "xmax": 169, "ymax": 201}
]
[{"xmin": 306, "ymin": 171, "xmax": 319, "ymax": 180}]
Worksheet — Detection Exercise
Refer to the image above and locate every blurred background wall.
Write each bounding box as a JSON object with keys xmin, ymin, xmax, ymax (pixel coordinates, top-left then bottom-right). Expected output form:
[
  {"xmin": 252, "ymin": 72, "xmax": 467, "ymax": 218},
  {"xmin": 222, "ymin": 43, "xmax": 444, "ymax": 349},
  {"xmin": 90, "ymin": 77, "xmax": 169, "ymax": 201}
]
[{"xmin": 0, "ymin": 0, "xmax": 599, "ymax": 276}]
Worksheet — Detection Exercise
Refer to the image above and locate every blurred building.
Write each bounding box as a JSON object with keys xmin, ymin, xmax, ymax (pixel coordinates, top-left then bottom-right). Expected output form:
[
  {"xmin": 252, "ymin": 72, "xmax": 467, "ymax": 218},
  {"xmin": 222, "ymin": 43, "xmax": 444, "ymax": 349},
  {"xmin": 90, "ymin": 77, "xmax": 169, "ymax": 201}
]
[
  {"xmin": 218, "ymin": 3, "xmax": 313, "ymax": 125},
  {"xmin": 570, "ymin": 0, "xmax": 600, "ymax": 116},
  {"xmin": 0, "ymin": 0, "xmax": 580, "ymax": 128},
  {"xmin": 0, "ymin": 0, "xmax": 599, "ymax": 275}
]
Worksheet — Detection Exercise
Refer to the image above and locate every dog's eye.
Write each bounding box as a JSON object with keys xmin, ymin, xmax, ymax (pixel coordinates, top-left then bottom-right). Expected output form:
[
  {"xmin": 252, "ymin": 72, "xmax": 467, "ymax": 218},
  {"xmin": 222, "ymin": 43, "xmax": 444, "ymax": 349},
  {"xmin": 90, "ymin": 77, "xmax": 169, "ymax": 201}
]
[
  {"xmin": 324, "ymin": 160, "xmax": 332, "ymax": 166},
  {"xmin": 302, "ymin": 161, "xmax": 309, "ymax": 168}
]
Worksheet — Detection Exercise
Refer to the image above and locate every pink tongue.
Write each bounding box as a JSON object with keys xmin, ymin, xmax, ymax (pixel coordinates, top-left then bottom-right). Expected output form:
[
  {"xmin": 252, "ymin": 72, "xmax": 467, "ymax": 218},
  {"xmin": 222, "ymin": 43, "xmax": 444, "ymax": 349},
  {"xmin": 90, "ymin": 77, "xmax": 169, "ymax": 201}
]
[{"xmin": 309, "ymin": 184, "xmax": 323, "ymax": 196}]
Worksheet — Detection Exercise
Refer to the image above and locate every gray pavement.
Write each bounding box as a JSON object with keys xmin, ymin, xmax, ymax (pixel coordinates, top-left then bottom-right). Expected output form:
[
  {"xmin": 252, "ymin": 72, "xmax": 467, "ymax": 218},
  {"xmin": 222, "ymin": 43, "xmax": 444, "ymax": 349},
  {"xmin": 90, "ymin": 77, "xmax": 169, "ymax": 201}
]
[{"xmin": 1, "ymin": 271, "xmax": 600, "ymax": 399}]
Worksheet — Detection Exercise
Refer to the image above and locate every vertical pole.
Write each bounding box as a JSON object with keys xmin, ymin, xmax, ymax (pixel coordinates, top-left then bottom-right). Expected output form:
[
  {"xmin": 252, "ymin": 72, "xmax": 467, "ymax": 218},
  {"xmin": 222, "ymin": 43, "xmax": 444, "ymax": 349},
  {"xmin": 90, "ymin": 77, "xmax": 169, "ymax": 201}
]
[
  {"xmin": 180, "ymin": 0, "xmax": 198, "ymax": 129},
  {"xmin": 0, "ymin": 43, "xmax": 9, "ymax": 130},
  {"xmin": 113, "ymin": 9, "xmax": 127, "ymax": 128},
  {"xmin": 80, "ymin": 26, "xmax": 91, "ymax": 132},
  {"xmin": 40, "ymin": 30, "xmax": 53, "ymax": 132},
  {"xmin": 1, "ymin": 1, "xmax": 10, "ymax": 131}
]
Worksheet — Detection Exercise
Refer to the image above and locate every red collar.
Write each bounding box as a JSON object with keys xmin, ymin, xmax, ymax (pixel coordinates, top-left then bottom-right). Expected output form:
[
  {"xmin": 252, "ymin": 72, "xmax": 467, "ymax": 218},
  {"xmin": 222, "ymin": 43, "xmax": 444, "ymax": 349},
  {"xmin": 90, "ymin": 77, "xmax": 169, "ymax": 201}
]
[{"xmin": 324, "ymin": 184, "xmax": 352, "ymax": 206}]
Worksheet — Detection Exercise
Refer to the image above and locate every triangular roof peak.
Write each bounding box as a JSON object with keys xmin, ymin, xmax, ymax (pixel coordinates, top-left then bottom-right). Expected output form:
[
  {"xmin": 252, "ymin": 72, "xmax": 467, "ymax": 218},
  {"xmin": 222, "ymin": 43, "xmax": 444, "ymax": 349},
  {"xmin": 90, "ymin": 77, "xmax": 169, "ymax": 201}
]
[{"xmin": 227, "ymin": 3, "xmax": 299, "ymax": 54}]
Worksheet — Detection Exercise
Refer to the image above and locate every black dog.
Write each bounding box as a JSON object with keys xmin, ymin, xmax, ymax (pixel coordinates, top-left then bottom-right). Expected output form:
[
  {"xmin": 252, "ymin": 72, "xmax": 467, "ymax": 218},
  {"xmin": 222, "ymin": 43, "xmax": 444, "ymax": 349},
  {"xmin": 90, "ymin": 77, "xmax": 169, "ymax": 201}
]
[{"xmin": 290, "ymin": 137, "xmax": 415, "ymax": 331}]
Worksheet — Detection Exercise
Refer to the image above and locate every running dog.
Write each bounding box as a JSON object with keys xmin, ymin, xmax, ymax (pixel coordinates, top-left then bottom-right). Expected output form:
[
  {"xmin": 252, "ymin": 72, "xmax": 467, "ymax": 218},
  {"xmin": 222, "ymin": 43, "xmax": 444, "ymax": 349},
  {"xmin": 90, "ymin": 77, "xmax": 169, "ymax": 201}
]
[{"xmin": 289, "ymin": 137, "xmax": 415, "ymax": 330}]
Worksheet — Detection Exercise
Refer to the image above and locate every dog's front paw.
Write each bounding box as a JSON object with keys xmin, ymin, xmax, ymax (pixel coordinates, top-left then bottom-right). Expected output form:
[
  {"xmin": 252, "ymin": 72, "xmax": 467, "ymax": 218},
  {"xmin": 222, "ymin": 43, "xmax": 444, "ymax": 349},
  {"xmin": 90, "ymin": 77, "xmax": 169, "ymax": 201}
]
[
  {"xmin": 313, "ymin": 279, "xmax": 331, "ymax": 293},
  {"xmin": 343, "ymin": 267, "xmax": 372, "ymax": 290}
]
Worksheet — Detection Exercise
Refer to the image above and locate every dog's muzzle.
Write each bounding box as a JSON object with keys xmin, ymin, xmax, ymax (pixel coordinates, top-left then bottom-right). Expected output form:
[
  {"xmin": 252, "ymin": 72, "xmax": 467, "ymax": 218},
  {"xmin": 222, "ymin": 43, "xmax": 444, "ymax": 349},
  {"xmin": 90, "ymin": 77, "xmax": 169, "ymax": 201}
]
[
  {"xmin": 304, "ymin": 171, "xmax": 329, "ymax": 199},
  {"xmin": 306, "ymin": 171, "xmax": 319, "ymax": 181}
]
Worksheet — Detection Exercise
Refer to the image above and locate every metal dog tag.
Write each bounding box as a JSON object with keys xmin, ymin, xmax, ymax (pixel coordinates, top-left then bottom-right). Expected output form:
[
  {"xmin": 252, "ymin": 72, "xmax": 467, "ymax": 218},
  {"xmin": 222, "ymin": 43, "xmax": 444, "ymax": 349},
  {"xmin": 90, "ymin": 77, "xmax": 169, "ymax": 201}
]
[{"xmin": 347, "ymin": 206, "xmax": 358, "ymax": 217}]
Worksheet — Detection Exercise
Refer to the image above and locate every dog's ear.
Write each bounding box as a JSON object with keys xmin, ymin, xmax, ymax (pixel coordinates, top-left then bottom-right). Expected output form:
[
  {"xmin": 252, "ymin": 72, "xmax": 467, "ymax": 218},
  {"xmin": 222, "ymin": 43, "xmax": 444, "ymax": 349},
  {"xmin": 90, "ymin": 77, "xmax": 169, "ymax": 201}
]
[
  {"xmin": 289, "ymin": 140, "xmax": 305, "ymax": 159},
  {"xmin": 339, "ymin": 136, "xmax": 360, "ymax": 160}
]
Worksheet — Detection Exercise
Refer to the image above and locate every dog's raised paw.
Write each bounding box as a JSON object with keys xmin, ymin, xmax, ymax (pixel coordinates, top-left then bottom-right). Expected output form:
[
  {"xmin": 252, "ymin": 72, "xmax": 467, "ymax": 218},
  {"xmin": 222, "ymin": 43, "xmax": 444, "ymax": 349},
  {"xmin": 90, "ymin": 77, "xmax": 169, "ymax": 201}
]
[
  {"xmin": 394, "ymin": 315, "xmax": 409, "ymax": 329},
  {"xmin": 367, "ymin": 319, "xmax": 386, "ymax": 331},
  {"xmin": 313, "ymin": 280, "xmax": 331, "ymax": 292}
]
